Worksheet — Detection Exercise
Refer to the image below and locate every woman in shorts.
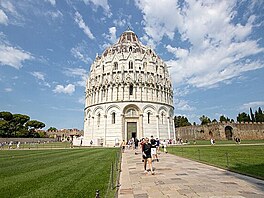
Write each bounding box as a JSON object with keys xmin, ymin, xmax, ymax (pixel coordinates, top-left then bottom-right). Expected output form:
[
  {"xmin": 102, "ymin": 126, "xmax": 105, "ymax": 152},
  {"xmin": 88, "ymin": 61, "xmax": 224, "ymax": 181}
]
[{"xmin": 142, "ymin": 138, "xmax": 154, "ymax": 175}]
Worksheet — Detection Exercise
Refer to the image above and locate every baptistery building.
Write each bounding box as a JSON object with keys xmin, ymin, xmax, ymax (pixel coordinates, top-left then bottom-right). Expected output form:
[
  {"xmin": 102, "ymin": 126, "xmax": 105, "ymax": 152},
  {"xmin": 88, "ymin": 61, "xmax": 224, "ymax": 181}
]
[{"xmin": 82, "ymin": 29, "xmax": 174, "ymax": 146}]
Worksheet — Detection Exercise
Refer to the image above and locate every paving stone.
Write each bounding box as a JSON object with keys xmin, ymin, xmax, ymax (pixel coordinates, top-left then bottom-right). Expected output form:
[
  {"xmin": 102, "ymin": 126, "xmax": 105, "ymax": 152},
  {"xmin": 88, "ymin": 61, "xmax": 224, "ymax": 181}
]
[{"xmin": 118, "ymin": 149, "xmax": 264, "ymax": 198}]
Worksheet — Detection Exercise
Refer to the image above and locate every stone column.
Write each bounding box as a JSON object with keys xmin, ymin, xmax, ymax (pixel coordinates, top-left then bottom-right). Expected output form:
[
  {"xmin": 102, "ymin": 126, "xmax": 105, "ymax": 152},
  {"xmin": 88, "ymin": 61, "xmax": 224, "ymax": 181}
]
[
  {"xmin": 104, "ymin": 114, "xmax": 107, "ymax": 146},
  {"xmin": 120, "ymin": 114, "xmax": 125, "ymax": 142},
  {"xmin": 92, "ymin": 116, "xmax": 95, "ymax": 140},
  {"xmin": 156, "ymin": 114, "xmax": 159, "ymax": 139},
  {"xmin": 122, "ymin": 85, "xmax": 124, "ymax": 100},
  {"xmin": 167, "ymin": 116, "xmax": 171, "ymax": 140},
  {"xmin": 172, "ymin": 116, "xmax": 176, "ymax": 140},
  {"xmin": 140, "ymin": 113, "xmax": 144, "ymax": 139},
  {"xmin": 140, "ymin": 85, "xmax": 143, "ymax": 101}
]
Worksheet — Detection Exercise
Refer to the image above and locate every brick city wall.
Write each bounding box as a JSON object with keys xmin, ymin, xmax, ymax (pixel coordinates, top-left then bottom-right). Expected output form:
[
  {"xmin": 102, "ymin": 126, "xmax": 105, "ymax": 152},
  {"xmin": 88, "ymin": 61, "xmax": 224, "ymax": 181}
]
[{"xmin": 176, "ymin": 122, "xmax": 264, "ymax": 141}]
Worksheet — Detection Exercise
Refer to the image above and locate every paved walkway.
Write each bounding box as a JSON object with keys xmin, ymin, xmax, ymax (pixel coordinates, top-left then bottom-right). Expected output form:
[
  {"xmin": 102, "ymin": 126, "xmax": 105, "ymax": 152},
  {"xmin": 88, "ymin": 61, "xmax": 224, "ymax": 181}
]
[{"xmin": 118, "ymin": 148, "xmax": 264, "ymax": 198}]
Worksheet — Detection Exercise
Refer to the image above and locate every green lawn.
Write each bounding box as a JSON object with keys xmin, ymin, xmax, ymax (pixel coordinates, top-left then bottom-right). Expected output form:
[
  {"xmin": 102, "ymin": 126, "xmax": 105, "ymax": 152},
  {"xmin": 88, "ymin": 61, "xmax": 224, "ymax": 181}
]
[
  {"xmin": 186, "ymin": 139, "xmax": 264, "ymax": 145},
  {"xmin": 167, "ymin": 144, "xmax": 264, "ymax": 180},
  {"xmin": 0, "ymin": 148, "xmax": 121, "ymax": 198},
  {"xmin": 2, "ymin": 141, "xmax": 71, "ymax": 150}
]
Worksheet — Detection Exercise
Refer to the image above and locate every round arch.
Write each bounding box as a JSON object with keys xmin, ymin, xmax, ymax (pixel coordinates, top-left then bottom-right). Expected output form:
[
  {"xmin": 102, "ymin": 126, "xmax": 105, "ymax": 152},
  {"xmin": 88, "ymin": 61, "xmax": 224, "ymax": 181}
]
[{"xmin": 225, "ymin": 126, "xmax": 233, "ymax": 140}]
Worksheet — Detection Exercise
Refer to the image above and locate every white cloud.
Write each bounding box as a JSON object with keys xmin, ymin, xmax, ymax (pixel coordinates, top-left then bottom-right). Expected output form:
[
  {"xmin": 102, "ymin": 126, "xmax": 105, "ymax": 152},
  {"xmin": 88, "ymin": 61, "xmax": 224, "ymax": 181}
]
[
  {"xmin": 166, "ymin": 45, "xmax": 189, "ymax": 59},
  {"xmin": 103, "ymin": 27, "xmax": 117, "ymax": 44},
  {"xmin": 64, "ymin": 68, "xmax": 88, "ymax": 87},
  {"xmin": 0, "ymin": 45, "xmax": 32, "ymax": 69},
  {"xmin": 31, "ymin": 71, "xmax": 45, "ymax": 81},
  {"xmin": 78, "ymin": 97, "xmax": 85, "ymax": 104},
  {"xmin": 136, "ymin": 0, "xmax": 264, "ymax": 88},
  {"xmin": 82, "ymin": 0, "xmax": 111, "ymax": 16},
  {"xmin": 4, "ymin": 88, "xmax": 12, "ymax": 92},
  {"xmin": 174, "ymin": 98, "xmax": 195, "ymax": 111},
  {"xmin": 135, "ymin": 0, "xmax": 182, "ymax": 42},
  {"xmin": 45, "ymin": 0, "xmax": 56, "ymax": 6},
  {"xmin": 71, "ymin": 42, "xmax": 92, "ymax": 64},
  {"xmin": 113, "ymin": 13, "xmax": 132, "ymax": 27},
  {"xmin": 0, "ymin": 1, "xmax": 17, "ymax": 15},
  {"xmin": 53, "ymin": 84, "xmax": 75, "ymax": 95},
  {"xmin": 240, "ymin": 101, "xmax": 264, "ymax": 111},
  {"xmin": 0, "ymin": 9, "xmax": 8, "ymax": 25},
  {"xmin": 0, "ymin": 0, "xmax": 23, "ymax": 25},
  {"xmin": 74, "ymin": 11, "xmax": 95, "ymax": 40},
  {"xmin": 46, "ymin": 10, "xmax": 63, "ymax": 20},
  {"xmin": 31, "ymin": 71, "xmax": 51, "ymax": 87}
]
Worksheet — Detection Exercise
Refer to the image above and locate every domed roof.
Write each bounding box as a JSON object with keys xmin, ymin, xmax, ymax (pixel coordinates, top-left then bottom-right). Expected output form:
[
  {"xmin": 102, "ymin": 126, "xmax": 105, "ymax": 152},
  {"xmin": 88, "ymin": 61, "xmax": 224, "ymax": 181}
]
[
  {"xmin": 117, "ymin": 28, "xmax": 140, "ymax": 44},
  {"xmin": 102, "ymin": 28, "xmax": 147, "ymax": 57}
]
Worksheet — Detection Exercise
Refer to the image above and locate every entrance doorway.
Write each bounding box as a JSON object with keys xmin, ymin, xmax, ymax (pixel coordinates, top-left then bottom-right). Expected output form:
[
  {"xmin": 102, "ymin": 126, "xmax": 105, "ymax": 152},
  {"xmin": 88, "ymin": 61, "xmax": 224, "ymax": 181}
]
[
  {"xmin": 225, "ymin": 126, "xmax": 233, "ymax": 140},
  {"xmin": 127, "ymin": 122, "xmax": 137, "ymax": 140}
]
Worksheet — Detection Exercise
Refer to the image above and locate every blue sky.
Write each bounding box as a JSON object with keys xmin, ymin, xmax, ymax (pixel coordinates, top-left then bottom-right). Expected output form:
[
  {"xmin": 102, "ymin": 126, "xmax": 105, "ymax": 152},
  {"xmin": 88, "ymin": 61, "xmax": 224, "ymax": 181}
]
[{"xmin": 0, "ymin": 0, "xmax": 264, "ymax": 129}]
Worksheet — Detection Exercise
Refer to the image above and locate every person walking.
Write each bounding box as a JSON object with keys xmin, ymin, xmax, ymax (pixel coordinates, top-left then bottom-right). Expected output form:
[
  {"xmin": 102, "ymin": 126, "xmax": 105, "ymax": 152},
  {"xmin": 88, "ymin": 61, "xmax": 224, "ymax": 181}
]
[
  {"xmin": 150, "ymin": 136, "xmax": 159, "ymax": 162},
  {"xmin": 142, "ymin": 138, "xmax": 154, "ymax": 175},
  {"xmin": 121, "ymin": 140, "xmax": 126, "ymax": 153},
  {"xmin": 140, "ymin": 138, "xmax": 145, "ymax": 162}
]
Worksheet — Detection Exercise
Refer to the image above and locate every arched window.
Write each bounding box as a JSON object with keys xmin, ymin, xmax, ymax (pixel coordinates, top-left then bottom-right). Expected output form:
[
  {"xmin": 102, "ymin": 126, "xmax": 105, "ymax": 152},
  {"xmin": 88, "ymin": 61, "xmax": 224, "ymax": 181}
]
[
  {"xmin": 129, "ymin": 84, "xmax": 133, "ymax": 95},
  {"xmin": 126, "ymin": 109, "xmax": 137, "ymax": 117},
  {"xmin": 114, "ymin": 62, "xmax": 118, "ymax": 70},
  {"xmin": 88, "ymin": 114, "xmax": 91, "ymax": 126},
  {"xmin": 129, "ymin": 61, "xmax": 133, "ymax": 69},
  {"xmin": 102, "ymin": 65, "xmax": 104, "ymax": 73},
  {"xmin": 97, "ymin": 113, "xmax": 101, "ymax": 126},
  {"xmin": 143, "ymin": 62, "xmax": 147, "ymax": 69},
  {"xmin": 147, "ymin": 112, "xmax": 150, "ymax": 124},
  {"xmin": 112, "ymin": 112, "xmax": 116, "ymax": 124},
  {"xmin": 129, "ymin": 46, "xmax": 132, "ymax": 52},
  {"xmin": 161, "ymin": 112, "xmax": 165, "ymax": 124}
]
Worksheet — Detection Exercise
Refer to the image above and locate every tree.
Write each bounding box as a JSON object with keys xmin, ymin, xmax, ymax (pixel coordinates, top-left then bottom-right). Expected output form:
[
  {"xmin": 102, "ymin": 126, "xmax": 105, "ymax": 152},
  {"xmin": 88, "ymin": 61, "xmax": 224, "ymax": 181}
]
[
  {"xmin": 0, "ymin": 120, "xmax": 9, "ymax": 137},
  {"xmin": 255, "ymin": 107, "xmax": 264, "ymax": 122},
  {"xmin": 25, "ymin": 120, "xmax": 45, "ymax": 137},
  {"xmin": 219, "ymin": 115, "xmax": 230, "ymax": 122},
  {"xmin": 9, "ymin": 114, "xmax": 30, "ymax": 137},
  {"xmin": 250, "ymin": 108, "xmax": 255, "ymax": 122},
  {"xmin": 212, "ymin": 119, "xmax": 217, "ymax": 123},
  {"xmin": 237, "ymin": 112, "xmax": 250, "ymax": 122},
  {"xmin": 47, "ymin": 127, "xmax": 57, "ymax": 131},
  {"xmin": 199, "ymin": 115, "xmax": 211, "ymax": 125},
  {"xmin": 0, "ymin": 111, "xmax": 13, "ymax": 121},
  {"xmin": 174, "ymin": 116, "xmax": 191, "ymax": 127}
]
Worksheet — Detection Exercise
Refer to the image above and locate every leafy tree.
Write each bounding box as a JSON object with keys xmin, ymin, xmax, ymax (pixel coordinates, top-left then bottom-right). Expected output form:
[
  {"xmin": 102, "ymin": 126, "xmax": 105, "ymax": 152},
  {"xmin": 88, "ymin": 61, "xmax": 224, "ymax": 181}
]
[
  {"xmin": 255, "ymin": 107, "xmax": 264, "ymax": 122},
  {"xmin": 25, "ymin": 120, "xmax": 45, "ymax": 137},
  {"xmin": 47, "ymin": 127, "xmax": 57, "ymax": 131},
  {"xmin": 250, "ymin": 108, "xmax": 255, "ymax": 122},
  {"xmin": 174, "ymin": 116, "xmax": 191, "ymax": 127},
  {"xmin": 237, "ymin": 112, "xmax": 250, "ymax": 122},
  {"xmin": 0, "ymin": 111, "xmax": 13, "ymax": 121},
  {"xmin": 219, "ymin": 115, "xmax": 230, "ymax": 122},
  {"xmin": 212, "ymin": 119, "xmax": 217, "ymax": 123},
  {"xmin": 0, "ymin": 120, "xmax": 9, "ymax": 137},
  {"xmin": 199, "ymin": 115, "xmax": 211, "ymax": 125},
  {"xmin": 9, "ymin": 114, "xmax": 30, "ymax": 136}
]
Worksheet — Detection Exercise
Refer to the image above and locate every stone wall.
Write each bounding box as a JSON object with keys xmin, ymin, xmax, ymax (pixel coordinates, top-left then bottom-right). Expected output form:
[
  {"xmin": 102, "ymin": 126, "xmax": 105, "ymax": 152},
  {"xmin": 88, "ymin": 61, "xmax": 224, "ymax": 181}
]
[{"xmin": 176, "ymin": 122, "xmax": 264, "ymax": 140}]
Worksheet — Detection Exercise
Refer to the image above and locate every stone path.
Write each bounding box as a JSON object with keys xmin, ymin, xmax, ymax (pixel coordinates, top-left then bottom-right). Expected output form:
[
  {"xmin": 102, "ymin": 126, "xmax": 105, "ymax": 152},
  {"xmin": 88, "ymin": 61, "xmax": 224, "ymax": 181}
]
[{"xmin": 118, "ymin": 148, "xmax": 264, "ymax": 198}]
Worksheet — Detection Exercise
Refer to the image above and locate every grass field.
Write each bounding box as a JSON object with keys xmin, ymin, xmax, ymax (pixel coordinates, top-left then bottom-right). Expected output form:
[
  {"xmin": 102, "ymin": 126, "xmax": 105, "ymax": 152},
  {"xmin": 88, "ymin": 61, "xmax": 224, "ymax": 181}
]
[
  {"xmin": 2, "ymin": 142, "xmax": 71, "ymax": 150},
  {"xmin": 167, "ymin": 144, "xmax": 264, "ymax": 180},
  {"xmin": 0, "ymin": 148, "xmax": 120, "ymax": 198},
  {"xmin": 184, "ymin": 139, "xmax": 264, "ymax": 145}
]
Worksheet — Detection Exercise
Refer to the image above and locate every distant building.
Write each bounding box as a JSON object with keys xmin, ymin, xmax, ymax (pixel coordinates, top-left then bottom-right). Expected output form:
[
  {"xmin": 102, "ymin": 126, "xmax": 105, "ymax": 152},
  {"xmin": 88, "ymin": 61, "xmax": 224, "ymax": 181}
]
[
  {"xmin": 47, "ymin": 128, "xmax": 83, "ymax": 141},
  {"xmin": 81, "ymin": 29, "xmax": 175, "ymax": 147}
]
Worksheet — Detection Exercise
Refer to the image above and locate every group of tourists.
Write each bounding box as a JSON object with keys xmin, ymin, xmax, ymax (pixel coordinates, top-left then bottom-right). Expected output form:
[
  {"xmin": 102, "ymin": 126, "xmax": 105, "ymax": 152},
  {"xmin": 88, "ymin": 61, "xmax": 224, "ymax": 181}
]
[{"xmin": 121, "ymin": 136, "xmax": 170, "ymax": 175}]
